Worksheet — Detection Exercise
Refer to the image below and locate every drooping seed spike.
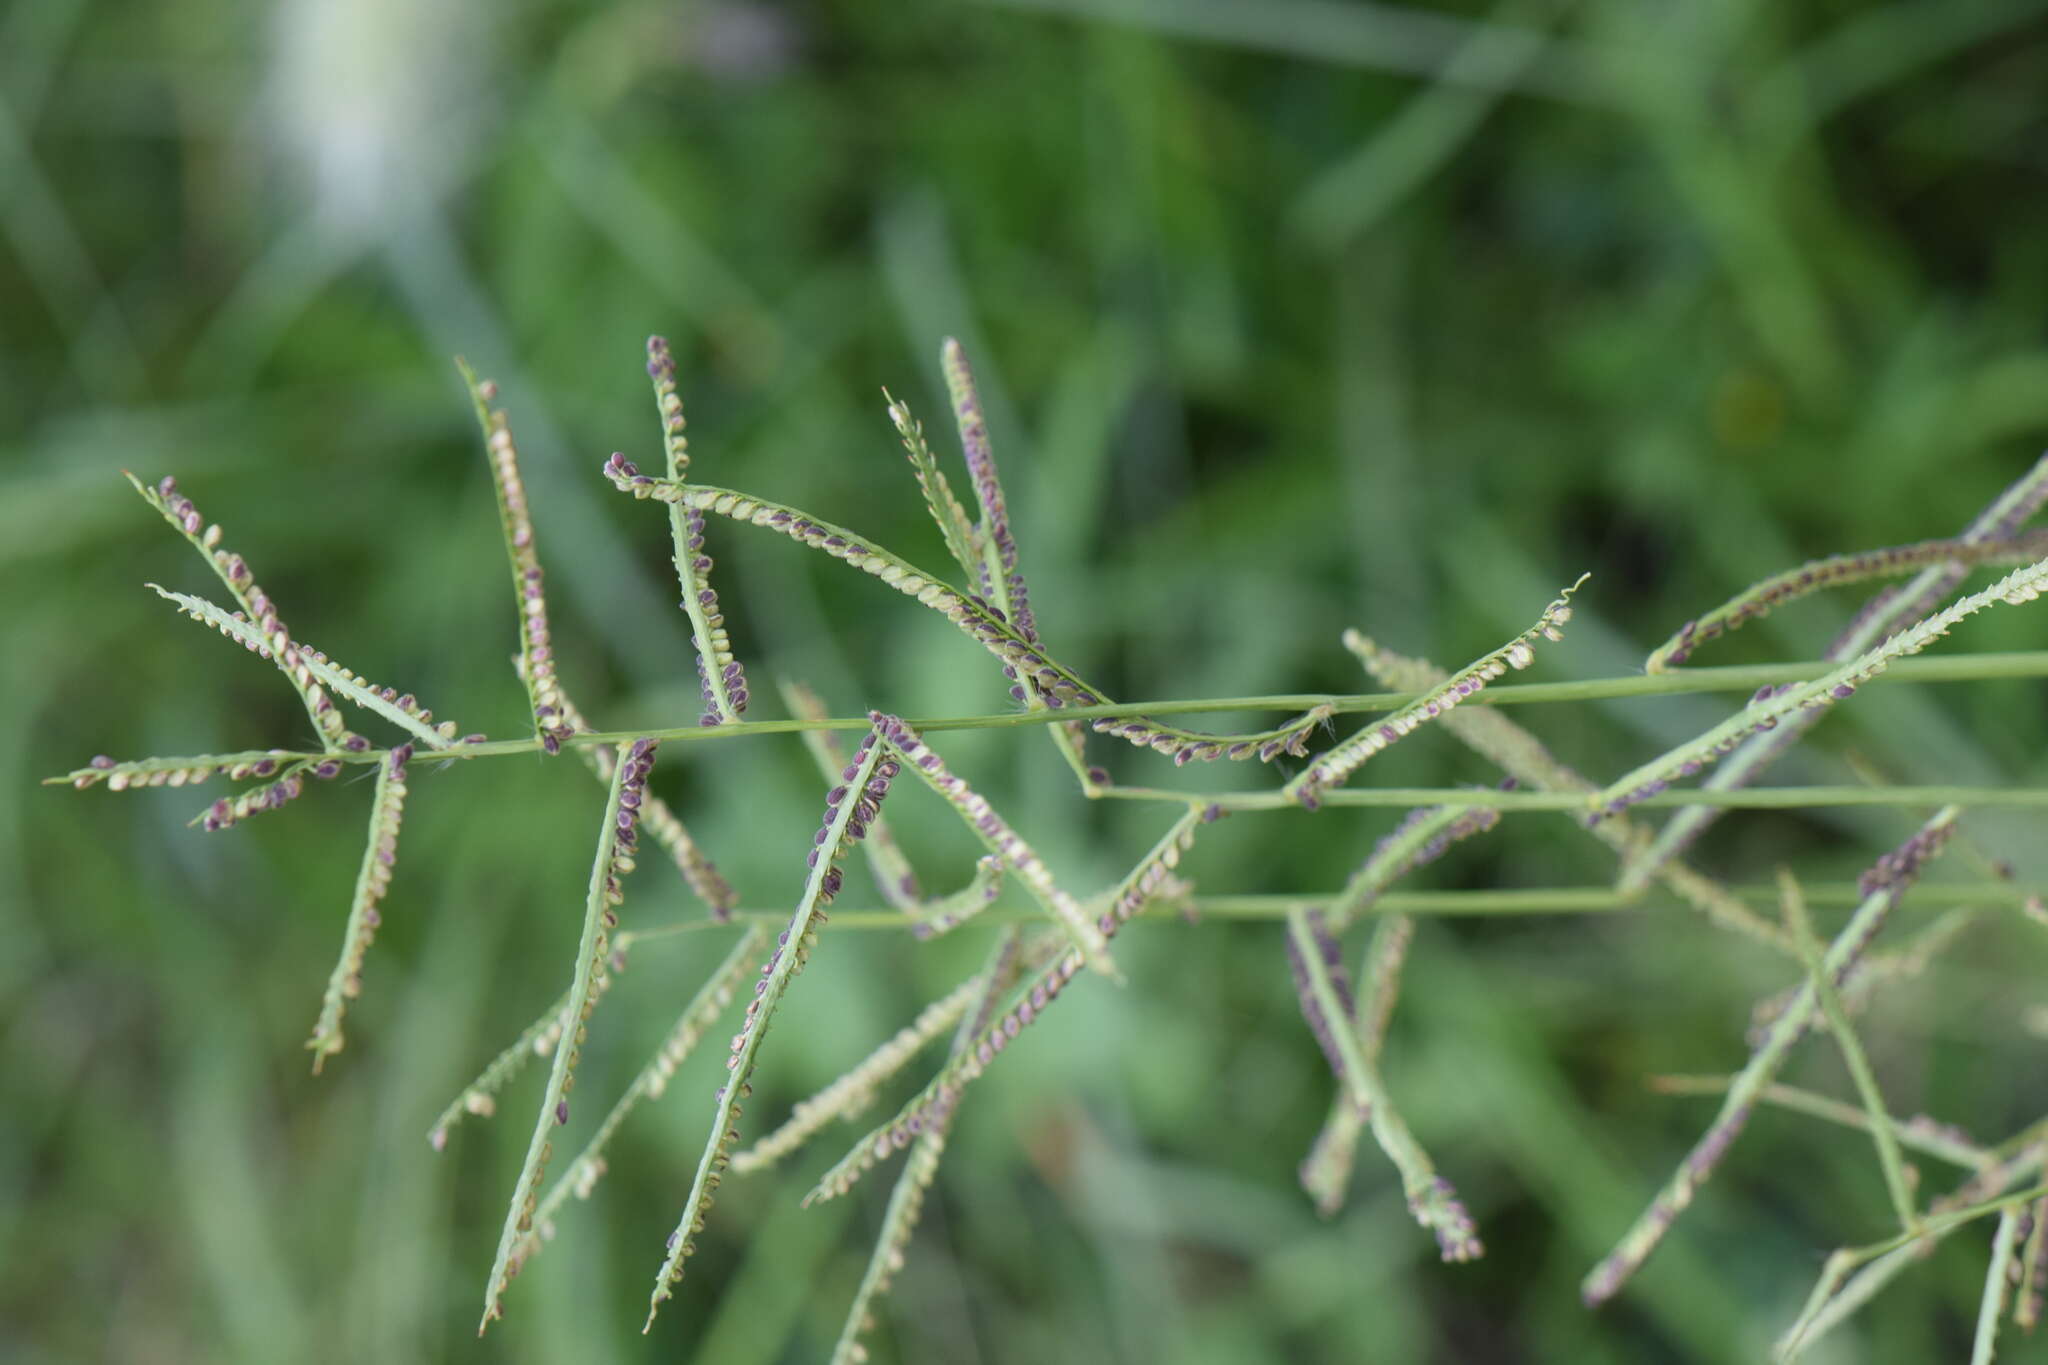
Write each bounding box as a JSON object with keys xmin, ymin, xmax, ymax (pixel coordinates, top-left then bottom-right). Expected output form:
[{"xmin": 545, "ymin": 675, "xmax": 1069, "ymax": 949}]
[
  {"xmin": 455, "ymin": 362, "xmax": 576, "ymax": 753},
  {"xmin": 479, "ymin": 739, "xmax": 659, "ymax": 1332},
  {"xmin": 307, "ymin": 745, "xmax": 413, "ymax": 1071},
  {"xmin": 1288, "ymin": 577, "xmax": 1587, "ymax": 808}
]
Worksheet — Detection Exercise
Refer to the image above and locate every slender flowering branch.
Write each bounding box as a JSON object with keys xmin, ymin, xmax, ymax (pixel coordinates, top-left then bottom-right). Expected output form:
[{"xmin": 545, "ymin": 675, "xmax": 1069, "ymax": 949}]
[
  {"xmin": 803, "ymin": 945, "xmax": 1087, "ymax": 1206},
  {"xmin": 873, "ymin": 713, "xmax": 1117, "ymax": 978},
  {"xmin": 307, "ymin": 744, "xmax": 412, "ymax": 1073},
  {"xmin": 730, "ymin": 970, "xmax": 988, "ymax": 1176},
  {"xmin": 643, "ymin": 729, "xmax": 894, "ymax": 1329},
  {"xmin": 480, "ymin": 739, "xmax": 658, "ymax": 1332},
  {"xmin": 933, "ymin": 341, "xmax": 1104, "ymax": 788},
  {"xmin": 1582, "ymin": 808, "xmax": 1959, "ymax": 1308},
  {"xmin": 128, "ymin": 473, "xmax": 364, "ymax": 757},
  {"xmin": 905, "ymin": 857, "xmax": 1006, "ymax": 939},
  {"xmin": 504, "ymin": 927, "xmax": 763, "ymax": 1278},
  {"xmin": 1326, "ymin": 798, "xmax": 1504, "ymax": 935},
  {"xmin": 1302, "ymin": 913, "xmax": 1414, "ymax": 1216},
  {"xmin": 793, "ymin": 808, "xmax": 1201, "ymax": 1212},
  {"xmin": 600, "ymin": 462, "xmax": 1335, "ymax": 764},
  {"xmin": 885, "ymin": 389, "xmax": 982, "ymax": 587},
  {"xmin": 645, "ymin": 336, "xmax": 748, "ymax": 725},
  {"xmin": 1345, "ymin": 631, "xmax": 1794, "ymax": 952},
  {"xmin": 1647, "ymin": 528, "xmax": 2048, "ymax": 672},
  {"xmin": 2015, "ymin": 1193, "xmax": 2048, "ymax": 1331},
  {"xmin": 1646, "ymin": 1077, "xmax": 1989, "ymax": 1170},
  {"xmin": 430, "ymin": 982, "xmax": 572, "ymax": 1151},
  {"xmin": 828, "ymin": 928, "xmax": 1023, "ymax": 1365},
  {"xmin": 1972, "ymin": 1208, "xmax": 2024, "ymax": 1365},
  {"xmin": 1592, "ymin": 556, "xmax": 2048, "ymax": 819},
  {"xmin": 457, "ymin": 361, "xmax": 575, "ymax": 754},
  {"xmin": 1285, "ymin": 577, "xmax": 1585, "ymax": 808},
  {"xmin": 942, "ymin": 338, "xmax": 1035, "ymax": 642},
  {"xmin": 1285, "ymin": 908, "xmax": 1481, "ymax": 1261},
  {"xmin": 549, "ymin": 682, "xmax": 736, "ymax": 920},
  {"xmin": 1284, "ymin": 909, "xmax": 1361, "ymax": 1098},
  {"xmin": 152, "ymin": 587, "xmax": 461, "ymax": 750},
  {"xmin": 430, "ymin": 915, "xmax": 692, "ymax": 1153},
  {"xmin": 198, "ymin": 761, "xmax": 317, "ymax": 832},
  {"xmin": 1777, "ymin": 868, "xmax": 1919, "ymax": 1232},
  {"xmin": 1622, "ymin": 454, "xmax": 2048, "ymax": 892},
  {"xmin": 1776, "ymin": 1176, "xmax": 2048, "ymax": 1362},
  {"xmin": 783, "ymin": 679, "xmax": 925, "ymax": 911},
  {"xmin": 60, "ymin": 651, "xmax": 2048, "ymax": 792}
]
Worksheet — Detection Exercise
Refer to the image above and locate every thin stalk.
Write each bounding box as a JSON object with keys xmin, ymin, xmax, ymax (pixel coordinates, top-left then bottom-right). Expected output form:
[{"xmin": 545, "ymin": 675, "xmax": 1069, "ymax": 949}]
[
  {"xmin": 1648, "ymin": 1076, "xmax": 1988, "ymax": 1169},
  {"xmin": 1778, "ymin": 869, "xmax": 1920, "ymax": 1232},
  {"xmin": 54, "ymin": 648, "xmax": 2048, "ymax": 785},
  {"xmin": 479, "ymin": 740, "xmax": 657, "ymax": 1331},
  {"xmin": 1971, "ymin": 1208, "xmax": 2022, "ymax": 1365},
  {"xmin": 624, "ymin": 880, "xmax": 2034, "ymax": 930},
  {"xmin": 1582, "ymin": 809, "xmax": 1959, "ymax": 1308},
  {"xmin": 1777, "ymin": 1182, "xmax": 2048, "ymax": 1361}
]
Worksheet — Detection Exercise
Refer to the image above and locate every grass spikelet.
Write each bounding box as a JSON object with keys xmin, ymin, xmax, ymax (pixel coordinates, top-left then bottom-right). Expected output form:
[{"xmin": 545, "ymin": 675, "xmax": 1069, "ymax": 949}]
[
  {"xmin": 1648, "ymin": 528, "xmax": 2048, "ymax": 672},
  {"xmin": 150, "ymin": 587, "xmax": 463, "ymax": 750},
  {"xmin": 828, "ymin": 928, "xmax": 1022, "ymax": 1365},
  {"xmin": 479, "ymin": 738, "xmax": 659, "ymax": 1332},
  {"xmin": 645, "ymin": 336, "xmax": 748, "ymax": 725},
  {"xmin": 306, "ymin": 743, "xmax": 412, "ymax": 1073},
  {"xmin": 195, "ymin": 760, "xmax": 316, "ymax": 831},
  {"xmin": 127, "ymin": 472, "xmax": 364, "ymax": 755},
  {"xmin": 1285, "ymin": 577, "xmax": 1586, "ymax": 808},
  {"xmin": 1284, "ymin": 908, "xmax": 1481, "ymax": 1261},
  {"xmin": 1622, "ymin": 454, "xmax": 2048, "ymax": 892},
  {"xmin": 1346, "ymin": 631, "xmax": 1794, "ymax": 953},
  {"xmin": 872, "ymin": 713, "xmax": 1116, "ymax": 978},
  {"xmin": 1582, "ymin": 807, "xmax": 1959, "ymax": 1309},
  {"xmin": 503, "ymin": 927, "xmax": 763, "ymax": 1277},
  {"xmin": 1592, "ymin": 555, "xmax": 2048, "ymax": 820},
  {"xmin": 59, "ymin": 749, "xmax": 292, "ymax": 793},
  {"xmin": 456, "ymin": 360, "xmax": 575, "ymax": 754},
  {"xmin": 643, "ymin": 728, "xmax": 894, "ymax": 1330}
]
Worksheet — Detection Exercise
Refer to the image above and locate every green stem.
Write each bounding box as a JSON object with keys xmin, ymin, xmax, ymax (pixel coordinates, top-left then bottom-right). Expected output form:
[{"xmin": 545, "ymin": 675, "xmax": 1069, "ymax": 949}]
[
  {"xmin": 55, "ymin": 648, "xmax": 2048, "ymax": 785},
  {"xmin": 1778, "ymin": 869, "xmax": 1921, "ymax": 1233},
  {"xmin": 567, "ymin": 879, "xmax": 2044, "ymax": 934}
]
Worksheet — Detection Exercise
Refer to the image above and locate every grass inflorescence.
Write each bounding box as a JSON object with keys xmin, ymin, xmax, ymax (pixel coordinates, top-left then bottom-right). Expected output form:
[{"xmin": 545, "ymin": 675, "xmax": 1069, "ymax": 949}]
[{"xmin": 57, "ymin": 338, "xmax": 2048, "ymax": 1358}]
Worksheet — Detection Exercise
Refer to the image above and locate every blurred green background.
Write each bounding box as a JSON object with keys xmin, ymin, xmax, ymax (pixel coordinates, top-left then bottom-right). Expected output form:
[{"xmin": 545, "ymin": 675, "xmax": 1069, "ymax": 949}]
[{"xmin": 10, "ymin": 1, "xmax": 2048, "ymax": 1360}]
